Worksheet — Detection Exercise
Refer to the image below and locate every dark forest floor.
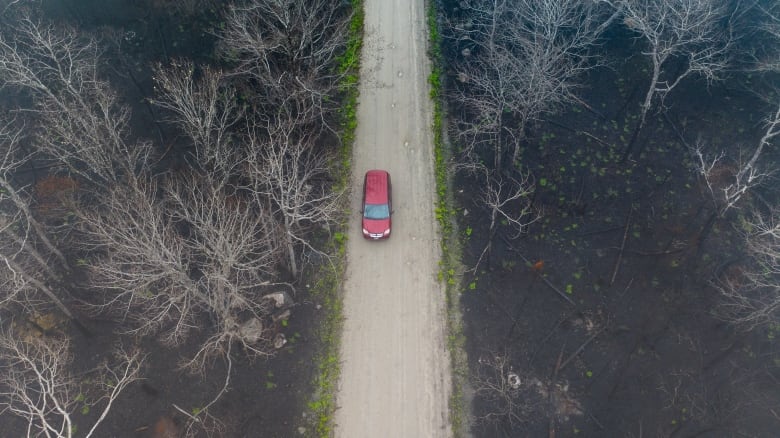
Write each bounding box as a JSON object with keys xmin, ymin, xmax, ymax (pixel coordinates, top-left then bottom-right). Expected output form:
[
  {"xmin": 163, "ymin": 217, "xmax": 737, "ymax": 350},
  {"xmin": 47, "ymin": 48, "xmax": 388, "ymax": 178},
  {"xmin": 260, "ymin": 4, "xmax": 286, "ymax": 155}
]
[{"xmin": 456, "ymin": 37, "xmax": 780, "ymax": 437}]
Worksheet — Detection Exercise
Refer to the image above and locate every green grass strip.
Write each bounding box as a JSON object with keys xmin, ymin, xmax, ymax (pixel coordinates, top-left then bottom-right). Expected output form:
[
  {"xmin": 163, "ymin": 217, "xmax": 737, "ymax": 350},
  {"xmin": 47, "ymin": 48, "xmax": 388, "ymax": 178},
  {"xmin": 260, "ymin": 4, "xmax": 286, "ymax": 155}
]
[
  {"xmin": 426, "ymin": 3, "xmax": 469, "ymax": 437},
  {"xmin": 306, "ymin": 1, "xmax": 364, "ymax": 437}
]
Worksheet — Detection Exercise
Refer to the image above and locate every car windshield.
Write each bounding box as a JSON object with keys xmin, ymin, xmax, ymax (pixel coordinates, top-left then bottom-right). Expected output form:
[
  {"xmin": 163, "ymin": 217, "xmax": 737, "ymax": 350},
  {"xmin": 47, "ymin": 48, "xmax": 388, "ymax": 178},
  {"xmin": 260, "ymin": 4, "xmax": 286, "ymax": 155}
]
[{"xmin": 364, "ymin": 203, "xmax": 390, "ymax": 220}]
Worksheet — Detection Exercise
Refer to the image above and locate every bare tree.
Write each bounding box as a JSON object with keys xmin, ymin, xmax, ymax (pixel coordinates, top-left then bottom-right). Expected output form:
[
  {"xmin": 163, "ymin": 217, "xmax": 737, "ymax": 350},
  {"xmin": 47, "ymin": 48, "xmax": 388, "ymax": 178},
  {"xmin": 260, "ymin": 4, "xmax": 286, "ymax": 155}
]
[
  {"xmin": 750, "ymin": 1, "xmax": 780, "ymax": 72},
  {"xmin": 76, "ymin": 179, "xmax": 197, "ymax": 343},
  {"xmin": 0, "ymin": 326, "xmax": 143, "ymax": 438},
  {"xmin": 472, "ymin": 353, "xmax": 549, "ymax": 431},
  {"xmin": 164, "ymin": 173, "xmax": 284, "ymax": 367},
  {"xmin": 458, "ymin": 162, "xmax": 539, "ymax": 271},
  {"xmin": 689, "ymin": 0, "xmax": 780, "ymax": 220},
  {"xmin": 2, "ymin": 5, "xmax": 300, "ymax": 431},
  {"xmin": 151, "ymin": 60, "xmax": 244, "ymax": 176},
  {"xmin": 218, "ymin": 0, "xmax": 351, "ymax": 126},
  {"xmin": 149, "ymin": 2, "xmax": 352, "ymax": 293},
  {"xmin": 78, "ymin": 172, "xmax": 283, "ymax": 356},
  {"xmin": 247, "ymin": 110, "xmax": 343, "ymax": 277},
  {"xmin": 0, "ymin": 8, "xmax": 152, "ymax": 188},
  {"xmin": 0, "ymin": 244, "xmax": 74, "ymax": 320},
  {"xmin": 610, "ymin": 0, "xmax": 735, "ymax": 159},
  {"xmin": 690, "ymin": 133, "xmax": 773, "ymax": 218},
  {"xmin": 73, "ymin": 169, "xmax": 293, "ymax": 428},
  {"xmin": 152, "ymin": 61, "xmax": 288, "ymax": 351},
  {"xmin": 166, "ymin": 174, "xmax": 288, "ymax": 434},
  {"xmin": 695, "ymin": 4, "xmax": 780, "ymax": 330},
  {"xmin": 0, "ymin": 117, "xmax": 77, "ymax": 319},
  {"xmin": 0, "ymin": 119, "xmax": 67, "ymax": 264},
  {"xmin": 447, "ymin": 0, "xmax": 618, "ymax": 169},
  {"xmin": 716, "ymin": 208, "xmax": 780, "ymax": 329},
  {"xmin": 655, "ymin": 350, "xmax": 765, "ymax": 436},
  {"xmin": 723, "ymin": 1, "xmax": 780, "ymax": 201}
]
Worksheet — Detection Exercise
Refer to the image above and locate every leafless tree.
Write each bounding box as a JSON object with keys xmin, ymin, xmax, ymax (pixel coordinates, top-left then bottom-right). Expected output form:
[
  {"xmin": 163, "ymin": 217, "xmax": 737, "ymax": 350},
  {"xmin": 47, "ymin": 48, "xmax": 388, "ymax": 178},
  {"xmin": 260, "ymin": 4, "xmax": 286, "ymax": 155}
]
[
  {"xmin": 458, "ymin": 162, "xmax": 539, "ymax": 271},
  {"xmin": 608, "ymin": 0, "xmax": 735, "ymax": 159},
  {"xmin": 655, "ymin": 352, "xmax": 764, "ymax": 435},
  {"xmin": 151, "ymin": 60, "xmax": 245, "ymax": 177},
  {"xmin": 78, "ymin": 172, "xmax": 282, "ymax": 357},
  {"xmin": 166, "ymin": 2, "xmax": 349, "ymax": 280},
  {"xmin": 0, "ymin": 326, "xmax": 143, "ymax": 438},
  {"xmin": 716, "ymin": 208, "xmax": 780, "ymax": 329},
  {"xmin": 724, "ymin": 97, "xmax": 778, "ymax": 196},
  {"xmin": 164, "ymin": 173, "xmax": 283, "ymax": 367},
  {"xmin": 447, "ymin": 0, "xmax": 619, "ymax": 169},
  {"xmin": 690, "ymin": 135, "xmax": 773, "ymax": 218},
  {"xmin": 69, "ymin": 158, "xmax": 291, "ymax": 431},
  {"xmin": 76, "ymin": 178, "xmax": 196, "ymax": 342},
  {"xmin": 73, "ymin": 167, "xmax": 292, "ymax": 428},
  {"xmin": 693, "ymin": 4, "xmax": 780, "ymax": 330},
  {"xmin": 750, "ymin": 1, "xmax": 780, "ymax": 72},
  {"xmin": 725, "ymin": 1, "xmax": 780, "ymax": 201},
  {"xmin": 0, "ymin": 116, "xmax": 77, "ymax": 319},
  {"xmin": 0, "ymin": 242, "xmax": 74, "ymax": 321},
  {"xmin": 246, "ymin": 110, "xmax": 343, "ymax": 277},
  {"xmin": 689, "ymin": 12, "xmax": 780, "ymax": 216},
  {"xmin": 472, "ymin": 353, "xmax": 546, "ymax": 430},
  {"xmin": 0, "ymin": 120, "xmax": 66, "ymax": 263},
  {"xmin": 218, "ymin": 0, "xmax": 351, "ymax": 126},
  {"xmin": 147, "ymin": 59, "xmax": 307, "ymax": 421},
  {"xmin": 0, "ymin": 5, "xmax": 304, "ymax": 431},
  {"xmin": 0, "ymin": 8, "xmax": 152, "ymax": 188}
]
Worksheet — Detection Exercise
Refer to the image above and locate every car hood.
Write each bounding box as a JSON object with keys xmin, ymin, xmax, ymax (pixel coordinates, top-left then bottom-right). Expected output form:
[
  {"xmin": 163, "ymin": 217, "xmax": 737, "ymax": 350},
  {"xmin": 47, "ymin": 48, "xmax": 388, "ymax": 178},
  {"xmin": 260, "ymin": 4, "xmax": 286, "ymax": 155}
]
[{"xmin": 363, "ymin": 217, "xmax": 390, "ymax": 233}]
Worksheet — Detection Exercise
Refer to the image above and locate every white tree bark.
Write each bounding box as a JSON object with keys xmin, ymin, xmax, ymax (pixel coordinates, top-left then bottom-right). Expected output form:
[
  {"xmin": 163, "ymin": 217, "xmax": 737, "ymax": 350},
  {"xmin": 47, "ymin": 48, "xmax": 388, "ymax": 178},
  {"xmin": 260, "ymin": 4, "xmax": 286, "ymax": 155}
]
[
  {"xmin": 0, "ymin": 117, "xmax": 76, "ymax": 318},
  {"xmin": 218, "ymin": 0, "xmax": 351, "ymax": 126},
  {"xmin": 716, "ymin": 209, "xmax": 780, "ymax": 328},
  {"xmin": 78, "ymin": 172, "xmax": 283, "ymax": 363},
  {"xmin": 612, "ymin": 0, "xmax": 734, "ymax": 158},
  {"xmin": 0, "ymin": 329, "xmax": 143, "ymax": 438},
  {"xmin": 151, "ymin": 60, "xmax": 244, "ymax": 177},
  {"xmin": 448, "ymin": 0, "xmax": 617, "ymax": 168},
  {"xmin": 246, "ymin": 110, "xmax": 343, "ymax": 277},
  {"xmin": 0, "ymin": 11, "xmax": 152, "ymax": 188}
]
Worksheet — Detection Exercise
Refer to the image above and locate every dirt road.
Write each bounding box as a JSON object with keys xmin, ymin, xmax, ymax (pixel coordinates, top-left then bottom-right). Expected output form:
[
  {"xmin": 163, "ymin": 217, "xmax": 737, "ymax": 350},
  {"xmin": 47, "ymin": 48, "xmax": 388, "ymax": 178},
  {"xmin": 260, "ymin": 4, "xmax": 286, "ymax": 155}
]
[{"xmin": 333, "ymin": 0, "xmax": 452, "ymax": 437}]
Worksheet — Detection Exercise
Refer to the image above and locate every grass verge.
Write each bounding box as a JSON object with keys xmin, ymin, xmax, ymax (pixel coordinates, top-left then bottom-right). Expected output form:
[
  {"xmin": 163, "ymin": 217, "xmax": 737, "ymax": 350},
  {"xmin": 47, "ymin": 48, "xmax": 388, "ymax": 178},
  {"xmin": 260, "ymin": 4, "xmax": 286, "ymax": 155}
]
[
  {"xmin": 306, "ymin": 1, "xmax": 364, "ymax": 436},
  {"xmin": 426, "ymin": 2, "xmax": 470, "ymax": 437}
]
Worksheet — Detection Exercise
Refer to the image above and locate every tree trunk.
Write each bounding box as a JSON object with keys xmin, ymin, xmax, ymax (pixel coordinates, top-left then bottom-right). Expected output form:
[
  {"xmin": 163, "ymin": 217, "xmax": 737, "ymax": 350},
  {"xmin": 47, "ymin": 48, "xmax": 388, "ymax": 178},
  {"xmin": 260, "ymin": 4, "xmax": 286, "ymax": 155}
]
[
  {"xmin": 284, "ymin": 223, "xmax": 298, "ymax": 277},
  {"xmin": 487, "ymin": 208, "xmax": 498, "ymax": 270},
  {"xmin": 737, "ymin": 100, "xmax": 780, "ymax": 181},
  {"xmin": 5, "ymin": 228, "xmax": 62, "ymax": 282},
  {"xmin": 0, "ymin": 179, "xmax": 70, "ymax": 271},
  {"xmin": 2, "ymin": 255, "xmax": 76, "ymax": 321},
  {"xmin": 621, "ymin": 116, "xmax": 645, "ymax": 163},
  {"xmin": 623, "ymin": 62, "xmax": 660, "ymax": 162}
]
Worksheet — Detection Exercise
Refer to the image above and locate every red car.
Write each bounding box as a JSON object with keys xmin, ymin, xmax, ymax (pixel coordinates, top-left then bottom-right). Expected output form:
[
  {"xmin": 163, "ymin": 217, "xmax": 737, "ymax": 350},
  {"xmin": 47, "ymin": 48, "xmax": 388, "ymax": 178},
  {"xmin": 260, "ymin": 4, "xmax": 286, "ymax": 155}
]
[{"xmin": 361, "ymin": 169, "xmax": 392, "ymax": 239}]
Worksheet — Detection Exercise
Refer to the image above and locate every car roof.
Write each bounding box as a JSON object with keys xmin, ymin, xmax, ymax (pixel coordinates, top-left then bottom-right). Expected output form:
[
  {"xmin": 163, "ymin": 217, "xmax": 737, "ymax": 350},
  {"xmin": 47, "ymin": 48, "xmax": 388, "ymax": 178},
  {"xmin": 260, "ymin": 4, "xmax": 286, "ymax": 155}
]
[{"xmin": 364, "ymin": 169, "xmax": 390, "ymax": 204}]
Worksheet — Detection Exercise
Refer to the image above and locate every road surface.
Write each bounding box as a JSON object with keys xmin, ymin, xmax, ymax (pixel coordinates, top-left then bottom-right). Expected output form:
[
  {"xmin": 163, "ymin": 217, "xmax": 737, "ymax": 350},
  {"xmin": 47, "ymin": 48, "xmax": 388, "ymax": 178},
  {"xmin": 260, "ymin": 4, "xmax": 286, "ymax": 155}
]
[{"xmin": 334, "ymin": 0, "xmax": 452, "ymax": 437}]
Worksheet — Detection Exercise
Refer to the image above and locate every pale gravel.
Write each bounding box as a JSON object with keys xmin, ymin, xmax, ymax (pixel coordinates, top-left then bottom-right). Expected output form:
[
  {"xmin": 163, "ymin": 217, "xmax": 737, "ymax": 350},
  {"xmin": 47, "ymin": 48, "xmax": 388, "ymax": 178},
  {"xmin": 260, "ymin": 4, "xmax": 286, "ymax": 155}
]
[{"xmin": 333, "ymin": 0, "xmax": 453, "ymax": 436}]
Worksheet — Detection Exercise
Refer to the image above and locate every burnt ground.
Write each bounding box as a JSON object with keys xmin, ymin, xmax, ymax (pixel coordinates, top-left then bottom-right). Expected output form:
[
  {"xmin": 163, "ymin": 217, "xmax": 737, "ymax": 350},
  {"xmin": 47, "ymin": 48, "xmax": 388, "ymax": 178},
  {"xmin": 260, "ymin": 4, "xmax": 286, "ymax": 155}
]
[
  {"xmin": 454, "ymin": 35, "xmax": 780, "ymax": 438},
  {"xmin": 2, "ymin": 1, "xmax": 333, "ymax": 437},
  {"xmin": 7, "ymin": 301, "xmax": 323, "ymax": 437},
  {"xmin": 8, "ymin": 300, "xmax": 322, "ymax": 437}
]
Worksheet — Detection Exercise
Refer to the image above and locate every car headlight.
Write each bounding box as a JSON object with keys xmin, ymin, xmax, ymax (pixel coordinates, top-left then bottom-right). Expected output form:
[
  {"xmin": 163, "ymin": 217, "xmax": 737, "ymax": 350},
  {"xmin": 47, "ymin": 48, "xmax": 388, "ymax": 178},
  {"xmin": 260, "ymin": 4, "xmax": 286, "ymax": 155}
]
[
  {"xmin": 362, "ymin": 228, "xmax": 369, "ymax": 235},
  {"xmin": 383, "ymin": 229, "xmax": 390, "ymax": 236}
]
